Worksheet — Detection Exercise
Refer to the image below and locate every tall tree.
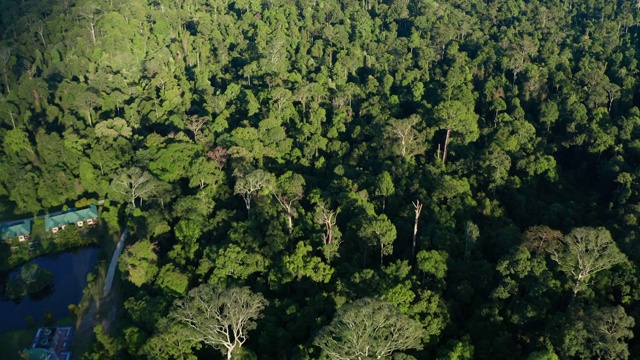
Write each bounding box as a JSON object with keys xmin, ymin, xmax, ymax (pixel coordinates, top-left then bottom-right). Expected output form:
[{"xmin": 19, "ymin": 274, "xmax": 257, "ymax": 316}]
[
  {"xmin": 233, "ymin": 169, "xmax": 275, "ymax": 219},
  {"xmin": 548, "ymin": 227, "xmax": 627, "ymax": 296},
  {"xmin": 170, "ymin": 285, "xmax": 268, "ymax": 360},
  {"xmin": 313, "ymin": 298, "xmax": 424, "ymax": 359},
  {"xmin": 109, "ymin": 167, "xmax": 161, "ymax": 208},
  {"xmin": 433, "ymin": 100, "xmax": 479, "ymax": 163},
  {"xmin": 385, "ymin": 115, "xmax": 427, "ymax": 161},
  {"xmin": 360, "ymin": 214, "xmax": 397, "ymax": 267},
  {"xmin": 273, "ymin": 172, "xmax": 305, "ymax": 234}
]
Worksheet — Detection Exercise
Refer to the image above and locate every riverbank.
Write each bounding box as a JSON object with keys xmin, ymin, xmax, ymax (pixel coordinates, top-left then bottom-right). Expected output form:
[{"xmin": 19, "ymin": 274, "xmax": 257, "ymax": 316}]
[
  {"xmin": 72, "ymin": 227, "xmax": 126, "ymax": 356},
  {"xmin": 0, "ymin": 201, "xmax": 125, "ymax": 356},
  {"xmin": 0, "ymin": 247, "xmax": 99, "ymax": 332}
]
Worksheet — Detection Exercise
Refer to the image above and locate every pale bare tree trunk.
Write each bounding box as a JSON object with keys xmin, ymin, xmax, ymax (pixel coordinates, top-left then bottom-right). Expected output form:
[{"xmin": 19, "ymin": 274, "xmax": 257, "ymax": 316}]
[
  {"xmin": 274, "ymin": 194, "xmax": 300, "ymax": 235},
  {"xmin": 8, "ymin": 110, "xmax": 15, "ymax": 128},
  {"xmin": 412, "ymin": 200, "xmax": 423, "ymax": 259},
  {"xmin": 242, "ymin": 194, "xmax": 252, "ymax": 219},
  {"xmin": 442, "ymin": 129, "xmax": 452, "ymax": 163},
  {"xmin": 317, "ymin": 205, "xmax": 337, "ymax": 245},
  {"xmin": 36, "ymin": 23, "xmax": 46, "ymax": 48},
  {"xmin": 88, "ymin": 22, "xmax": 96, "ymax": 44}
]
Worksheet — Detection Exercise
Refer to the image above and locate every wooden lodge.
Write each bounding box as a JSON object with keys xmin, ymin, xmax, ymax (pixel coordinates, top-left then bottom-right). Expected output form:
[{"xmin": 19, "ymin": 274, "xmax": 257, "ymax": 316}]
[
  {"xmin": 0, "ymin": 220, "xmax": 32, "ymax": 242},
  {"xmin": 45, "ymin": 205, "xmax": 99, "ymax": 234}
]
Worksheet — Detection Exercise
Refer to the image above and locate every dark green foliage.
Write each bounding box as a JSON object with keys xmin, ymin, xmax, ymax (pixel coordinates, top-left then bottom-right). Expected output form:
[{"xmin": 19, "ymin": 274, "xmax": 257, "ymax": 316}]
[
  {"xmin": 4, "ymin": 262, "xmax": 54, "ymax": 299},
  {"xmin": 1, "ymin": 0, "xmax": 640, "ymax": 358}
]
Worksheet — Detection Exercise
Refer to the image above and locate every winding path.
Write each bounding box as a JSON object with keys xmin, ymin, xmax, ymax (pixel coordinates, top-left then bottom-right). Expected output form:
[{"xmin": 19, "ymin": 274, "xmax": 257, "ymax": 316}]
[{"xmin": 103, "ymin": 228, "xmax": 128, "ymax": 296}]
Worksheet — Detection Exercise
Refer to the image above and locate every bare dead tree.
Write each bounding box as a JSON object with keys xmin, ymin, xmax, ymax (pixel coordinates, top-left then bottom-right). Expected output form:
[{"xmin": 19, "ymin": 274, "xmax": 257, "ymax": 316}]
[
  {"xmin": 76, "ymin": 5, "xmax": 101, "ymax": 45},
  {"xmin": 606, "ymin": 84, "xmax": 620, "ymax": 113},
  {"xmin": 442, "ymin": 128, "xmax": 452, "ymax": 163},
  {"xmin": 412, "ymin": 200, "xmax": 423, "ymax": 258},
  {"xmin": 317, "ymin": 205, "xmax": 338, "ymax": 246},
  {"xmin": 34, "ymin": 21, "xmax": 47, "ymax": 48}
]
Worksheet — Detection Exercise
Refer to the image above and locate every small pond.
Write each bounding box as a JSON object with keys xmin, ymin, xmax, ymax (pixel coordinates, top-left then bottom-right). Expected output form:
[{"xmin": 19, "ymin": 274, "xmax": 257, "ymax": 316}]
[{"xmin": 0, "ymin": 247, "xmax": 99, "ymax": 332}]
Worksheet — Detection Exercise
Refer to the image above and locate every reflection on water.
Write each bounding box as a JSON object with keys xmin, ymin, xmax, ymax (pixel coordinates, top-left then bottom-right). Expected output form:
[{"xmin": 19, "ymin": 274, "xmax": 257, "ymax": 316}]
[
  {"xmin": 28, "ymin": 283, "xmax": 55, "ymax": 302},
  {"xmin": 0, "ymin": 247, "xmax": 99, "ymax": 332}
]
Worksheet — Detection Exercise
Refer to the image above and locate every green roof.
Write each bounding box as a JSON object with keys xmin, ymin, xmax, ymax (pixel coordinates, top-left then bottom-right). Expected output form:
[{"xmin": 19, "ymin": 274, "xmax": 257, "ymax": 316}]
[
  {"xmin": 1, "ymin": 220, "xmax": 32, "ymax": 240},
  {"xmin": 45, "ymin": 205, "xmax": 98, "ymax": 232}
]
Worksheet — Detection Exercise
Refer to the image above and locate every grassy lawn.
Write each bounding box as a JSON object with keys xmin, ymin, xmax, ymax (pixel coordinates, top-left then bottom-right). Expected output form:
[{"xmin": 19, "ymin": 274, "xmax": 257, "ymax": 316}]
[
  {"xmin": 0, "ymin": 326, "xmax": 34, "ymax": 359},
  {"xmin": 0, "ymin": 316, "xmax": 74, "ymax": 360}
]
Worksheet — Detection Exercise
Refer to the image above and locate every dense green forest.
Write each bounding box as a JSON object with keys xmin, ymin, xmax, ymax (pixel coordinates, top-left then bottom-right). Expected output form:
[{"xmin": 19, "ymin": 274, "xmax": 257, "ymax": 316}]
[{"xmin": 1, "ymin": 0, "xmax": 640, "ymax": 358}]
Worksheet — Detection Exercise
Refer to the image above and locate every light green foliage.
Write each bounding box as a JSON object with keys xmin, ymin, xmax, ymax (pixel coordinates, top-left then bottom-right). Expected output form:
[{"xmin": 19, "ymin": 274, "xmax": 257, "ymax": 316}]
[
  {"xmin": 280, "ymin": 241, "xmax": 334, "ymax": 284},
  {"xmin": 187, "ymin": 156, "xmax": 223, "ymax": 191},
  {"xmin": 170, "ymin": 219, "xmax": 202, "ymax": 266},
  {"xmin": 273, "ymin": 171, "xmax": 305, "ymax": 233},
  {"xmin": 2, "ymin": 0, "xmax": 640, "ymax": 358},
  {"xmin": 434, "ymin": 100, "xmax": 479, "ymax": 144},
  {"xmin": 481, "ymin": 146, "xmax": 511, "ymax": 191},
  {"xmin": 94, "ymin": 118, "xmax": 132, "ymax": 138},
  {"xmin": 313, "ymin": 298, "xmax": 424, "ymax": 359},
  {"xmin": 79, "ymin": 160, "xmax": 103, "ymax": 194},
  {"xmin": 3, "ymin": 128, "xmax": 35, "ymax": 162},
  {"xmin": 527, "ymin": 349, "xmax": 559, "ymax": 360},
  {"xmin": 437, "ymin": 336, "xmax": 474, "ymax": 360},
  {"xmin": 148, "ymin": 143, "xmax": 199, "ymax": 183},
  {"xmin": 156, "ymin": 264, "xmax": 189, "ymax": 294},
  {"xmin": 375, "ymin": 171, "xmax": 395, "ymax": 212},
  {"xmin": 119, "ymin": 239, "xmax": 159, "ymax": 287},
  {"xmin": 588, "ymin": 306, "xmax": 635, "ymax": 359},
  {"xmin": 142, "ymin": 319, "xmax": 200, "ymax": 360},
  {"xmin": 86, "ymin": 325, "xmax": 123, "ymax": 359},
  {"xmin": 416, "ymin": 250, "xmax": 448, "ymax": 282},
  {"xmin": 203, "ymin": 244, "xmax": 268, "ymax": 287}
]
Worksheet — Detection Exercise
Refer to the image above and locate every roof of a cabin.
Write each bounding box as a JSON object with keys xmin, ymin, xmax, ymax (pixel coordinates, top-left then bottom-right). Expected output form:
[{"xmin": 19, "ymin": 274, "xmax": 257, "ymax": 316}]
[
  {"xmin": 0, "ymin": 220, "xmax": 32, "ymax": 240},
  {"xmin": 45, "ymin": 205, "xmax": 98, "ymax": 232}
]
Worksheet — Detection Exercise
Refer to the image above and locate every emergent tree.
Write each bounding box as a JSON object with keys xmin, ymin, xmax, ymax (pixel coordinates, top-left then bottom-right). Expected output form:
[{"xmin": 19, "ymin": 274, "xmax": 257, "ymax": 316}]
[{"xmin": 170, "ymin": 285, "xmax": 268, "ymax": 360}]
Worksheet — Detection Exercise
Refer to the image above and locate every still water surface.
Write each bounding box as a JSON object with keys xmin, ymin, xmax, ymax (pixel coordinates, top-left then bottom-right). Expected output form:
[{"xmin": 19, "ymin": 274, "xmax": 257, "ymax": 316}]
[{"xmin": 0, "ymin": 247, "xmax": 98, "ymax": 332}]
